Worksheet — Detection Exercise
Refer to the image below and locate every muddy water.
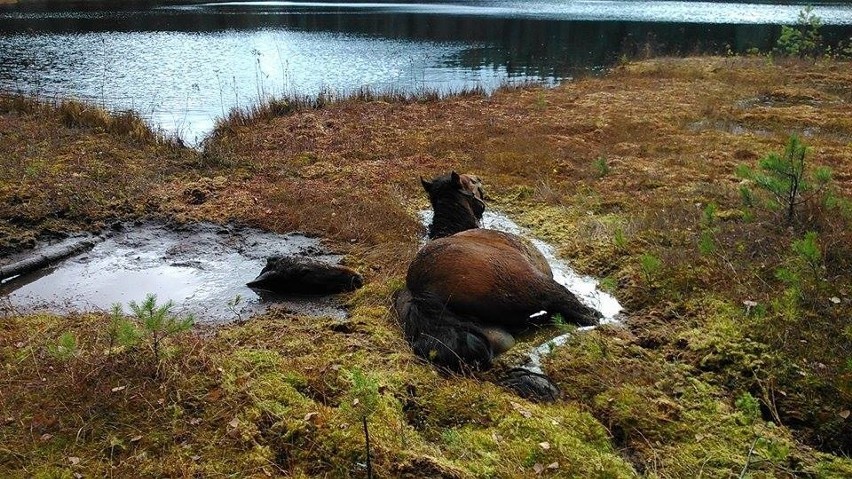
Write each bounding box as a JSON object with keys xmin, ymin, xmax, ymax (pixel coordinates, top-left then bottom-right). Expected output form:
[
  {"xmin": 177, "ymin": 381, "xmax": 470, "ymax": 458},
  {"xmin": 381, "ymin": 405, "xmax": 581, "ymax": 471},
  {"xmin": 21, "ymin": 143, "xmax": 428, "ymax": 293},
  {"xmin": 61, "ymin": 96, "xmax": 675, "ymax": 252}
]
[{"xmin": 0, "ymin": 223, "xmax": 351, "ymax": 322}]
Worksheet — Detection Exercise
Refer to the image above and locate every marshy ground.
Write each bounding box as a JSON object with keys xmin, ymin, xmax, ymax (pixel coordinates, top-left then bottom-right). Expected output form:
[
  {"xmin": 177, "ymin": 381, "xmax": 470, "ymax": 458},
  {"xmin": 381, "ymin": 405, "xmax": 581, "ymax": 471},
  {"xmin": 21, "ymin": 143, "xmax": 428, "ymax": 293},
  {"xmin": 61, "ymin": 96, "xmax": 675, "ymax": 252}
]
[{"xmin": 1, "ymin": 55, "xmax": 851, "ymax": 477}]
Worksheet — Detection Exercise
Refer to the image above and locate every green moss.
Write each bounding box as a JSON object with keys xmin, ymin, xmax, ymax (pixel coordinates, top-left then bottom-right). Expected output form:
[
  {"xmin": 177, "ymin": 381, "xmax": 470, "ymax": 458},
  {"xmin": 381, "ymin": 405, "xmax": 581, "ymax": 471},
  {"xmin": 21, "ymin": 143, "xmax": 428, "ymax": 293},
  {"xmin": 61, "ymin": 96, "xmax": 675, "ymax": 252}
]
[
  {"xmin": 442, "ymin": 402, "xmax": 636, "ymax": 478},
  {"xmin": 540, "ymin": 316, "xmax": 852, "ymax": 478},
  {"xmin": 810, "ymin": 454, "xmax": 852, "ymax": 478}
]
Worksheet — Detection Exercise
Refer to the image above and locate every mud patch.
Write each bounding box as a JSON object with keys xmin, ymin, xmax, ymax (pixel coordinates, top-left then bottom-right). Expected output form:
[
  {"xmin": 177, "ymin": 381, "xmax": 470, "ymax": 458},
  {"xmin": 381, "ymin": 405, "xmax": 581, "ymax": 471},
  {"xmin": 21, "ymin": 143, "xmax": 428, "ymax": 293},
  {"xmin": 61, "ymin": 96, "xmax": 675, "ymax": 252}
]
[
  {"xmin": 0, "ymin": 223, "xmax": 351, "ymax": 322},
  {"xmin": 686, "ymin": 119, "xmax": 770, "ymax": 136}
]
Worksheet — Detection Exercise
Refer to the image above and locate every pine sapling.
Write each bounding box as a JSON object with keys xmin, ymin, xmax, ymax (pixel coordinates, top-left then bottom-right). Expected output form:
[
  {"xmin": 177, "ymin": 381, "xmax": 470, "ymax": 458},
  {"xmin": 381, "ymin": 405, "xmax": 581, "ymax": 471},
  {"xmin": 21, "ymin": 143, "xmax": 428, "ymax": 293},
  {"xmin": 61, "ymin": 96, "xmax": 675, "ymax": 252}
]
[{"xmin": 736, "ymin": 135, "xmax": 832, "ymax": 226}]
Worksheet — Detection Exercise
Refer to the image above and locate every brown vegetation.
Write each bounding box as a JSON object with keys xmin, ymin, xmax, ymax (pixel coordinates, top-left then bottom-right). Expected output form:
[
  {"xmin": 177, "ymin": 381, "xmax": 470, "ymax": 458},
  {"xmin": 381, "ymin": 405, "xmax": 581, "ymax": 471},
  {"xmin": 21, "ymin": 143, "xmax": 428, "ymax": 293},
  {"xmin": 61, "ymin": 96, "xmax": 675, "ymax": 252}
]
[
  {"xmin": 1, "ymin": 56, "xmax": 851, "ymax": 477},
  {"xmin": 0, "ymin": 95, "xmax": 191, "ymax": 256}
]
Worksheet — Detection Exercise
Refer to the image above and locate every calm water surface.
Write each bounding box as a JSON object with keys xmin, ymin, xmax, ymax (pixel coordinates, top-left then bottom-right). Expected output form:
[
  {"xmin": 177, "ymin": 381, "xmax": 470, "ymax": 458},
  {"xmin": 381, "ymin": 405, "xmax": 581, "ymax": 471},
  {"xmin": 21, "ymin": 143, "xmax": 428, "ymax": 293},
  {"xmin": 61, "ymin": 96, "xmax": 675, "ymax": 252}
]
[{"xmin": 1, "ymin": 1, "xmax": 851, "ymax": 142}]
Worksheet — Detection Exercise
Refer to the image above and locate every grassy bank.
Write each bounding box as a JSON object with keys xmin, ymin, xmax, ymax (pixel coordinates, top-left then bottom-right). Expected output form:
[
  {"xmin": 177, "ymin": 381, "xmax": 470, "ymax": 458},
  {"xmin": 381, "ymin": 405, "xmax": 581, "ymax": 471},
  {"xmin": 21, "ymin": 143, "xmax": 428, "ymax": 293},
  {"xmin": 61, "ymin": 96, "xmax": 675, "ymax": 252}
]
[
  {"xmin": 1, "ymin": 55, "xmax": 851, "ymax": 477},
  {"xmin": 0, "ymin": 95, "xmax": 191, "ymax": 256}
]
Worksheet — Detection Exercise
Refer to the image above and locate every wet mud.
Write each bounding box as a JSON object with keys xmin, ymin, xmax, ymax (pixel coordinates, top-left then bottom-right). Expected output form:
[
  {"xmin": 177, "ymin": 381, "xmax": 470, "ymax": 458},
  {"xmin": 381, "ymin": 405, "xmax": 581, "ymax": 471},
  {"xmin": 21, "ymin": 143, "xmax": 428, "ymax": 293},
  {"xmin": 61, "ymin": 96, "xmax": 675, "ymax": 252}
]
[{"xmin": 0, "ymin": 223, "xmax": 352, "ymax": 322}]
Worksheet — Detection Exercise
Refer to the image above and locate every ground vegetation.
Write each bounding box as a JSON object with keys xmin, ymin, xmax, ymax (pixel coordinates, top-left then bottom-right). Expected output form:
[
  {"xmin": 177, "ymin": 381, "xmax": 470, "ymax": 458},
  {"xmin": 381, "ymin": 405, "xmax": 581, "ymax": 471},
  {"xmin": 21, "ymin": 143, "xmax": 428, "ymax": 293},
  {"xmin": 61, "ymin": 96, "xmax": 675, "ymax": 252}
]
[{"xmin": 1, "ymin": 55, "xmax": 851, "ymax": 477}]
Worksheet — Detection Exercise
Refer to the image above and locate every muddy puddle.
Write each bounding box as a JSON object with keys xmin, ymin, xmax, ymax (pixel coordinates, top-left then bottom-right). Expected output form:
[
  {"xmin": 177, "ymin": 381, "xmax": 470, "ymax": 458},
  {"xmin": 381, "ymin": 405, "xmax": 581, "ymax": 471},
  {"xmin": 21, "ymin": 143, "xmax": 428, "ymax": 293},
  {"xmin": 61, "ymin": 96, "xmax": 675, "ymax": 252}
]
[{"xmin": 0, "ymin": 223, "xmax": 351, "ymax": 322}]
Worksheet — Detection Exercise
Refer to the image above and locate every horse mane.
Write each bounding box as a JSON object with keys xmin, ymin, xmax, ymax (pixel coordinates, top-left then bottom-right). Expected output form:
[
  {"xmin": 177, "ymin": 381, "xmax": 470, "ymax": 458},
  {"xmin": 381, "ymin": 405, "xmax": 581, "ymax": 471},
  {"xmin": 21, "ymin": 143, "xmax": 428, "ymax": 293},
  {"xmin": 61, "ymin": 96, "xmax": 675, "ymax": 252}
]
[{"xmin": 422, "ymin": 171, "xmax": 485, "ymax": 239}]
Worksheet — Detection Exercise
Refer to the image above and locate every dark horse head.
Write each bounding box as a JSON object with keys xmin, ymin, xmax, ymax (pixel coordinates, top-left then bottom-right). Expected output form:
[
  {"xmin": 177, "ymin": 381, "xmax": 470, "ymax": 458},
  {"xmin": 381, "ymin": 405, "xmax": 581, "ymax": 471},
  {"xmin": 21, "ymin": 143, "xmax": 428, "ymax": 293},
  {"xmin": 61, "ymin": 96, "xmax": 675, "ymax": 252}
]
[
  {"xmin": 421, "ymin": 171, "xmax": 487, "ymax": 239},
  {"xmin": 247, "ymin": 256, "xmax": 363, "ymax": 295}
]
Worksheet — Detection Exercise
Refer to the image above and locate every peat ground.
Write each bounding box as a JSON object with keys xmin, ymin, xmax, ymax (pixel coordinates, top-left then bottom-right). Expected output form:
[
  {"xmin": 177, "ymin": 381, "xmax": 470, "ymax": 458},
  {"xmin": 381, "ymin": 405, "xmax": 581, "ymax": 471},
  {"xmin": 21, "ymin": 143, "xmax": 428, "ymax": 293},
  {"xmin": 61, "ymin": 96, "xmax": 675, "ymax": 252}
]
[{"xmin": 1, "ymin": 55, "xmax": 851, "ymax": 477}]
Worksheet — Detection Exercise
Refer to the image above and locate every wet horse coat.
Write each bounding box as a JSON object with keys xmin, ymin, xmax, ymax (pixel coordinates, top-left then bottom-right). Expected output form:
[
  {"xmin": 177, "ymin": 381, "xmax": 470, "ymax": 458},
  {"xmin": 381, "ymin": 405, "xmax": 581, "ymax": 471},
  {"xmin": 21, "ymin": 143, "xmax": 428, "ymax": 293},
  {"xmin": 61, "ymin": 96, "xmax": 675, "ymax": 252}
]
[
  {"xmin": 247, "ymin": 256, "xmax": 363, "ymax": 295},
  {"xmin": 395, "ymin": 172, "xmax": 601, "ymax": 395}
]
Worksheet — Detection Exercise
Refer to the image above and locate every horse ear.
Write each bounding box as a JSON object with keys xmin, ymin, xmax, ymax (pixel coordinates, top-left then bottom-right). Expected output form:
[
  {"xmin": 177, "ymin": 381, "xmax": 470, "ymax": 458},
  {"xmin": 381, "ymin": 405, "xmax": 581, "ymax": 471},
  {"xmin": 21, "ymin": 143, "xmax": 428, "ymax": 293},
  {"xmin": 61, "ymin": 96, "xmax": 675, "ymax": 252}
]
[
  {"xmin": 451, "ymin": 171, "xmax": 462, "ymax": 188},
  {"xmin": 420, "ymin": 176, "xmax": 432, "ymax": 191}
]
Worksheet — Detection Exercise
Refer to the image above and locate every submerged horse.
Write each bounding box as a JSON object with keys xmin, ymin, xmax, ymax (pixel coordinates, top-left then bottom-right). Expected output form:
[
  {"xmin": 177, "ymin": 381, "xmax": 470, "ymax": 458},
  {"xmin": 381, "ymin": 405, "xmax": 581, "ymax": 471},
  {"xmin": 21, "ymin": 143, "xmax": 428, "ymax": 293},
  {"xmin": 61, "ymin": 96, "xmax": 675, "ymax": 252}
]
[{"xmin": 395, "ymin": 172, "xmax": 601, "ymax": 399}]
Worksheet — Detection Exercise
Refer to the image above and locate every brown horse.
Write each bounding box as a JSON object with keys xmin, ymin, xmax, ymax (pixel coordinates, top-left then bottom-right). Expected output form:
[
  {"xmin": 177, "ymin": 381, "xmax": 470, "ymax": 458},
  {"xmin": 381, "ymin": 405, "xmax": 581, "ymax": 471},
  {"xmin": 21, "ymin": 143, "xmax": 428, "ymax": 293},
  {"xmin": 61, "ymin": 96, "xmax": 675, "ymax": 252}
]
[{"xmin": 395, "ymin": 172, "xmax": 601, "ymax": 399}]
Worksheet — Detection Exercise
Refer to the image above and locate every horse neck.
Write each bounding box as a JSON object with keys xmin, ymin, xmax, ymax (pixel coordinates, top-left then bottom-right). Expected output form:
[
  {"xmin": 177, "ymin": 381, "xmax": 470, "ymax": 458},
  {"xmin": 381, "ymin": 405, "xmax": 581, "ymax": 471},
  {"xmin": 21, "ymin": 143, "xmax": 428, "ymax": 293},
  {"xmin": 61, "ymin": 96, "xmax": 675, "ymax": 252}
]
[{"xmin": 429, "ymin": 196, "xmax": 479, "ymax": 239}]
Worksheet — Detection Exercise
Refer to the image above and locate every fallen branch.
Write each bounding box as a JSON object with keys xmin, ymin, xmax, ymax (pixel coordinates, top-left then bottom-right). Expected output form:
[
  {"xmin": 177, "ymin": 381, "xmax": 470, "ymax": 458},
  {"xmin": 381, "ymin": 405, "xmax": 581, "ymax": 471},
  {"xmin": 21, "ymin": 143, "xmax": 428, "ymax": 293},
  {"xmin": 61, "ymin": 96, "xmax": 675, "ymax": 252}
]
[
  {"xmin": 739, "ymin": 436, "xmax": 760, "ymax": 479},
  {"xmin": 0, "ymin": 236, "xmax": 102, "ymax": 281}
]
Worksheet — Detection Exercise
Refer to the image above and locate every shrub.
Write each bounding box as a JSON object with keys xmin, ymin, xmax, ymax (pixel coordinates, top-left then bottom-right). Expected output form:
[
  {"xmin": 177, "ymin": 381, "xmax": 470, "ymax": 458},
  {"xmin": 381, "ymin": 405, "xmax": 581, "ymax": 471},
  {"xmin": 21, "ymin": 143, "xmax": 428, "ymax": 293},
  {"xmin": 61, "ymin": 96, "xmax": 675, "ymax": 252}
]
[
  {"xmin": 592, "ymin": 157, "xmax": 610, "ymax": 178},
  {"xmin": 776, "ymin": 6, "xmax": 823, "ymax": 57},
  {"xmin": 47, "ymin": 331, "xmax": 79, "ymax": 361},
  {"xmin": 699, "ymin": 203, "xmax": 718, "ymax": 256},
  {"xmin": 343, "ymin": 368, "xmax": 381, "ymax": 479},
  {"xmin": 639, "ymin": 253, "xmax": 662, "ymax": 286},
  {"xmin": 613, "ymin": 227, "xmax": 627, "ymax": 250},
  {"xmin": 111, "ymin": 294, "xmax": 195, "ymax": 373},
  {"xmin": 775, "ymin": 231, "xmax": 824, "ymax": 298},
  {"xmin": 736, "ymin": 135, "xmax": 832, "ymax": 226}
]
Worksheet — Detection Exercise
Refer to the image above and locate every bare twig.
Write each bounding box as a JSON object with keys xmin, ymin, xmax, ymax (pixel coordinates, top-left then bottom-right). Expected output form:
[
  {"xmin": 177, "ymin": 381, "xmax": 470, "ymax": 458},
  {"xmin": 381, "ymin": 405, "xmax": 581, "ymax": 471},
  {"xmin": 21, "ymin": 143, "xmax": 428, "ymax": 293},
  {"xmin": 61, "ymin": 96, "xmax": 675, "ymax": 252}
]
[
  {"xmin": 739, "ymin": 436, "xmax": 760, "ymax": 479},
  {"xmin": 362, "ymin": 417, "xmax": 373, "ymax": 479},
  {"xmin": 754, "ymin": 373, "xmax": 783, "ymax": 425}
]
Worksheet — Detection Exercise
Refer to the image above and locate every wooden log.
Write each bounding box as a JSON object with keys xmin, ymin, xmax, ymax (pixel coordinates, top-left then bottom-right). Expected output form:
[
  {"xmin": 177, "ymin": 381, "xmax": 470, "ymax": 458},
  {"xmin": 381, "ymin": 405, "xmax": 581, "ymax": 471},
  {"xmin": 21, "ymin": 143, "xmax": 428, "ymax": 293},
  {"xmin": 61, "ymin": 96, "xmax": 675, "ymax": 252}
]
[{"xmin": 0, "ymin": 236, "xmax": 102, "ymax": 281}]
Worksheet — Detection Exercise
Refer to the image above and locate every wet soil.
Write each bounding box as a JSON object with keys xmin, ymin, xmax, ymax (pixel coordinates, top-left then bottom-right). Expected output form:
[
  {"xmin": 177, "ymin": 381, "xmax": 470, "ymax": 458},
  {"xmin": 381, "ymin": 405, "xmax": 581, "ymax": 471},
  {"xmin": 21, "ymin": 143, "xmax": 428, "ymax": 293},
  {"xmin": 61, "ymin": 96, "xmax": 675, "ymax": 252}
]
[{"xmin": 0, "ymin": 222, "xmax": 352, "ymax": 322}]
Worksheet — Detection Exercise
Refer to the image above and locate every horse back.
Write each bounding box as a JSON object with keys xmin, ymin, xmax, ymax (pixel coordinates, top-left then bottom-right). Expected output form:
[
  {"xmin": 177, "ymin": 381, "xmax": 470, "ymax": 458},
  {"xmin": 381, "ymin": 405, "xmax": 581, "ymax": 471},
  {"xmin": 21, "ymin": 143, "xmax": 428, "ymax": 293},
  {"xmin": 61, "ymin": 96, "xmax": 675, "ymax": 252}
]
[
  {"xmin": 406, "ymin": 229, "xmax": 562, "ymax": 329},
  {"xmin": 453, "ymin": 229, "xmax": 551, "ymax": 276}
]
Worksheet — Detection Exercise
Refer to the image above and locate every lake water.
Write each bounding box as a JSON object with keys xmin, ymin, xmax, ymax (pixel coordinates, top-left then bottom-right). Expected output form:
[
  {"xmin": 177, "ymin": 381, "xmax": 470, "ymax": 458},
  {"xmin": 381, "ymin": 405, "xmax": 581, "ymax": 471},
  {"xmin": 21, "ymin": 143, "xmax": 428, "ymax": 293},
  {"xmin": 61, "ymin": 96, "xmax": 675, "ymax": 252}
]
[{"xmin": 1, "ymin": 1, "xmax": 851, "ymax": 142}]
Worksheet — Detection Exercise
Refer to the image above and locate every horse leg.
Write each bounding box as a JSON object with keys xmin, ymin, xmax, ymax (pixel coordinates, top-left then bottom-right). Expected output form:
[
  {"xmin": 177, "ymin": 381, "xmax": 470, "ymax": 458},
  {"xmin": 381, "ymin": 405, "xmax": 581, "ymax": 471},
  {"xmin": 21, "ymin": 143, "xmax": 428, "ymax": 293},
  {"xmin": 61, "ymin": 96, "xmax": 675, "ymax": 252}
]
[
  {"xmin": 537, "ymin": 279, "xmax": 602, "ymax": 327},
  {"xmin": 394, "ymin": 288, "xmax": 497, "ymax": 371},
  {"xmin": 409, "ymin": 326, "xmax": 493, "ymax": 371},
  {"xmin": 479, "ymin": 326, "xmax": 516, "ymax": 355}
]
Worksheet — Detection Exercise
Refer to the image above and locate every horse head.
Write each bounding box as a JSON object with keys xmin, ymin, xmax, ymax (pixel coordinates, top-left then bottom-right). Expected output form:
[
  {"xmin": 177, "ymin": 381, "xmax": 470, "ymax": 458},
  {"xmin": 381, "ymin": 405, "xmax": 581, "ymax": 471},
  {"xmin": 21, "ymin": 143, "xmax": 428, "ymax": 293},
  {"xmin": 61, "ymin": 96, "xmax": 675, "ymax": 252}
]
[{"xmin": 421, "ymin": 171, "xmax": 487, "ymax": 239}]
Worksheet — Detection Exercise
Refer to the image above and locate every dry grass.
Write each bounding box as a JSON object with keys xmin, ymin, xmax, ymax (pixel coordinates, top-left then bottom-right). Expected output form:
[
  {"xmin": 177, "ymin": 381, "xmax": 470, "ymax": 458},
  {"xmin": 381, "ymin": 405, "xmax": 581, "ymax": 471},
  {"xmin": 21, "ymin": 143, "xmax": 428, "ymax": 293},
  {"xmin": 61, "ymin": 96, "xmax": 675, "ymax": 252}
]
[
  {"xmin": 210, "ymin": 85, "xmax": 489, "ymax": 140},
  {"xmin": 1, "ymin": 56, "xmax": 851, "ymax": 477},
  {"xmin": 0, "ymin": 94, "xmax": 194, "ymax": 256}
]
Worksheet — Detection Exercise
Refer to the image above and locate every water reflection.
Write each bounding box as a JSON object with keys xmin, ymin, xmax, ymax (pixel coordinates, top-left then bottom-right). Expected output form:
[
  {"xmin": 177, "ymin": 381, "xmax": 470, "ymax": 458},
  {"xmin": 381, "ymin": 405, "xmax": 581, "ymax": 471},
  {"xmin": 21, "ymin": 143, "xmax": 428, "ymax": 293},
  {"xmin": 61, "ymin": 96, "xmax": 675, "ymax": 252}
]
[
  {"xmin": 186, "ymin": 1, "xmax": 852, "ymax": 25},
  {"xmin": 1, "ymin": 1, "xmax": 850, "ymax": 142},
  {"xmin": 1, "ymin": 30, "xmax": 485, "ymax": 143}
]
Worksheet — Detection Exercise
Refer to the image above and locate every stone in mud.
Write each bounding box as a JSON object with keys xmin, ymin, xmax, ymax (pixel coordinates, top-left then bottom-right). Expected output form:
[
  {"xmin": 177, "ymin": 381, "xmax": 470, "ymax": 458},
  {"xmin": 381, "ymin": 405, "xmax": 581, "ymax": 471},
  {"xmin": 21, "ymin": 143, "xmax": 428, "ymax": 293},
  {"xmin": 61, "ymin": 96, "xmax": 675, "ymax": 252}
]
[{"xmin": 247, "ymin": 256, "xmax": 363, "ymax": 295}]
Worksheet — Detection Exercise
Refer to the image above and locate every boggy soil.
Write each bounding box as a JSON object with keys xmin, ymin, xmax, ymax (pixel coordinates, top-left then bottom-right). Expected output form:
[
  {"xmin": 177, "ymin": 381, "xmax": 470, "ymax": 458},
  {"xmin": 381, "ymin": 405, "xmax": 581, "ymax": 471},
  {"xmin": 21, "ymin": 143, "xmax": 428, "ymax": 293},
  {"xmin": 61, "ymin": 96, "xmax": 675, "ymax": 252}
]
[{"xmin": 1, "ymin": 56, "xmax": 851, "ymax": 477}]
